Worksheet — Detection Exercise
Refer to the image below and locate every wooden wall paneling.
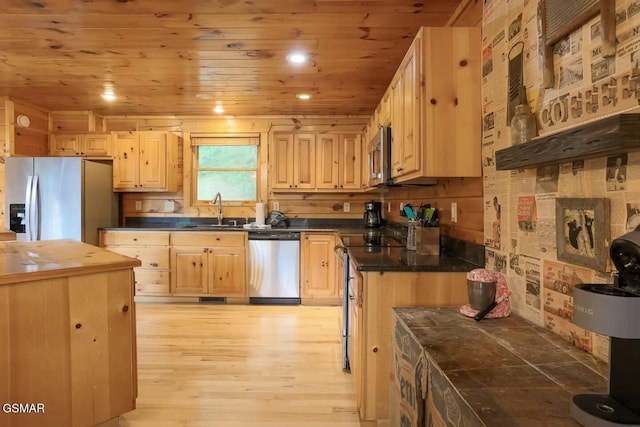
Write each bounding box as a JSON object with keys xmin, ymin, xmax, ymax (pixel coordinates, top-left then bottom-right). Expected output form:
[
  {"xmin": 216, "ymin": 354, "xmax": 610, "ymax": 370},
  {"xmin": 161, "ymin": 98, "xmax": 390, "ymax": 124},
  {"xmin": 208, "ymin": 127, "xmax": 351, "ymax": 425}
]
[
  {"xmin": 11, "ymin": 99, "xmax": 49, "ymax": 157},
  {"xmin": 446, "ymin": 0, "xmax": 482, "ymax": 27},
  {"xmin": 49, "ymin": 111, "xmax": 101, "ymax": 132},
  {"xmin": 270, "ymin": 192, "xmax": 376, "ymax": 219},
  {"xmin": 382, "ymin": 177, "xmax": 484, "ymax": 243},
  {"xmin": 4, "ymin": 100, "xmax": 14, "ymax": 157}
]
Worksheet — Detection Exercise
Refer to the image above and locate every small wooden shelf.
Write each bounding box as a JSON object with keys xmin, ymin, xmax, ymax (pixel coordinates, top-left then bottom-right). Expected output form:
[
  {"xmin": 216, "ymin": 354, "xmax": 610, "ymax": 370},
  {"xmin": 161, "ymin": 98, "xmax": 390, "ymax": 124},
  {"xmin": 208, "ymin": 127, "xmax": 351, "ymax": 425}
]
[{"xmin": 495, "ymin": 113, "xmax": 640, "ymax": 170}]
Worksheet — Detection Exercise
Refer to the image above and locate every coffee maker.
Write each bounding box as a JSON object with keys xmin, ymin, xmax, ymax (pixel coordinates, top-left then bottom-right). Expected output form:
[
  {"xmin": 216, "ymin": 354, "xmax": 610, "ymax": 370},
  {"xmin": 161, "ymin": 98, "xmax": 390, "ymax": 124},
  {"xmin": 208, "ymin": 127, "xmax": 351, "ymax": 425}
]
[
  {"xmin": 363, "ymin": 201, "xmax": 382, "ymax": 228},
  {"xmin": 571, "ymin": 225, "xmax": 640, "ymax": 426}
]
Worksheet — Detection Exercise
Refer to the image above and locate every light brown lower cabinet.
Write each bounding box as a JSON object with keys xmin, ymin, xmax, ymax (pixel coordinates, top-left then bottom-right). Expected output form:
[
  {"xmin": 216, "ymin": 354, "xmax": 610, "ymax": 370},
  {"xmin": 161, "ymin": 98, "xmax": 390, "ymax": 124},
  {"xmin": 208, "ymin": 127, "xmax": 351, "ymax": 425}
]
[
  {"xmin": 99, "ymin": 230, "xmax": 171, "ymax": 296},
  {"xmin": 100, "ymin": 230, "xmax": 247, "ymax": 297},
  {"xmin": 170, "ymin": 232, "xmax": 247, "ymax": 297},
  {"xmin": 300, "ymin": 232, "xmax": 341, "ymax": 305},
  {"xmin": 351, "ymin": 269, "xmax": 468, "ymax": 423}
]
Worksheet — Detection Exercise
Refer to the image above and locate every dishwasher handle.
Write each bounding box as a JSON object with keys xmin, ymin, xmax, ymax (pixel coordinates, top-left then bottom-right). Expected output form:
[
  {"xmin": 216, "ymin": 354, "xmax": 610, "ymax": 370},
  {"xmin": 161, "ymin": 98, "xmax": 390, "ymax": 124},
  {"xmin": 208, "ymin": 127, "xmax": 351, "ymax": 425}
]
[{"xmin": 248, "ymin": 231, "xmax": 300, "ymax": 241}]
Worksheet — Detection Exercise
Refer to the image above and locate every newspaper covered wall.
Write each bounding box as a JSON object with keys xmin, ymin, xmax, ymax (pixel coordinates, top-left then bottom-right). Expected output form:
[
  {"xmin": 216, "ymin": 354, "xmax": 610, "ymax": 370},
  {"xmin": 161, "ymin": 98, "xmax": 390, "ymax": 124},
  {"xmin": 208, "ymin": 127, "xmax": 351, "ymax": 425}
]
[{"xmin": 482, "ymin": 0, "xmax": 640, "ymax": 361}]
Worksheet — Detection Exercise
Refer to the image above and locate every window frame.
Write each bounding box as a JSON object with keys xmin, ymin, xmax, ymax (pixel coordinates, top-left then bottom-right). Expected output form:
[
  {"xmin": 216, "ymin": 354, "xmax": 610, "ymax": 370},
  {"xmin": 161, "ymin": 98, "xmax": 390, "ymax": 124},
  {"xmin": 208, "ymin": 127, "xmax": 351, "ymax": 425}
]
[{"xmin": 191, "ymin": 135, "xmax": 260, "ymax": 206}]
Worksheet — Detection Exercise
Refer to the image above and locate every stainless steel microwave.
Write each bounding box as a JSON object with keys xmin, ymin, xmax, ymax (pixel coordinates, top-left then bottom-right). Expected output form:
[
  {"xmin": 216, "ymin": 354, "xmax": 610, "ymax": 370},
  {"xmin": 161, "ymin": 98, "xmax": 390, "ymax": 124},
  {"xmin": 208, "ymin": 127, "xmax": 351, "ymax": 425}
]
[{"xmin": 367, "ymin": 126, "xmax": 392, "ymax": 187}]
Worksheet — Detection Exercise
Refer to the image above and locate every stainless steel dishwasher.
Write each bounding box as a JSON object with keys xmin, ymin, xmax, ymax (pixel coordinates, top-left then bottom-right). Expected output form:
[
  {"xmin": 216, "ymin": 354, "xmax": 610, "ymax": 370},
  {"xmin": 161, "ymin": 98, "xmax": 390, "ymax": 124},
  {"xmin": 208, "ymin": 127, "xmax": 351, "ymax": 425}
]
[{"xmin": 248, "ymin": 230, "xmax": 301, "ymax": 304}]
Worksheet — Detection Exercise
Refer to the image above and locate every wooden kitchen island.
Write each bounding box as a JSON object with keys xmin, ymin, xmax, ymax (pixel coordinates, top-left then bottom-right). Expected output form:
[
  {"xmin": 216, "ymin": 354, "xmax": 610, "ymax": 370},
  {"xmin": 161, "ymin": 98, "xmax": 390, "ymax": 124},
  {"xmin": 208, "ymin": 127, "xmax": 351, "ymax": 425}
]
[
  {"xmin": 0, "ymin": 228, "xmax": 16, "ymax": 241},
  {"xmin": 0, "ymin": 239, "xmax": 141, "ymax": 427}
]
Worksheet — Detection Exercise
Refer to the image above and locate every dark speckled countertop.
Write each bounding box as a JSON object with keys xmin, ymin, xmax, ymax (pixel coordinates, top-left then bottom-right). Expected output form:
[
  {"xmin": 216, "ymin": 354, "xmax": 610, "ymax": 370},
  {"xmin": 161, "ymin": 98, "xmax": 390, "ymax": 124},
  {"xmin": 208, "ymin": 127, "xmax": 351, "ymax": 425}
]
[
  {"xmin": 347, "ymin": 246, "xmax": 480, "ymax": 272},
  {"xmin": 104, "ymin": 218, "xmax": 484, "ymax": 273},
  {"xmin": 393, "ymin": 307, "xmax": 608, "ymax": 426}
]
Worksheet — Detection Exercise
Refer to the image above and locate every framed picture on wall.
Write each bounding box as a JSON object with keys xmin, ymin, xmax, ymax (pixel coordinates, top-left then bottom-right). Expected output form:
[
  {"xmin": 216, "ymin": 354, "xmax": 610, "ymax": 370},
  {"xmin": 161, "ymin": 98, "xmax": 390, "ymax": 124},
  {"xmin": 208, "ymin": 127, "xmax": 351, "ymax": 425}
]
[{"xmin": 556, "ymin": 198, "xmax": 610, "ymax": 272}]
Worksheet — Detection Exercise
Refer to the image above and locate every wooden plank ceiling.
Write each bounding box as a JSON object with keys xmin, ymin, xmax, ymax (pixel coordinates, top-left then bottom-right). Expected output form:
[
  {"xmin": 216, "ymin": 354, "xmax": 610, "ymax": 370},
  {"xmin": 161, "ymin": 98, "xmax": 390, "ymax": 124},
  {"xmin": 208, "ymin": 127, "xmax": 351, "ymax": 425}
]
[{"xmin": 0, "ymin": 0, "xmax": 462, "ymax": 116}]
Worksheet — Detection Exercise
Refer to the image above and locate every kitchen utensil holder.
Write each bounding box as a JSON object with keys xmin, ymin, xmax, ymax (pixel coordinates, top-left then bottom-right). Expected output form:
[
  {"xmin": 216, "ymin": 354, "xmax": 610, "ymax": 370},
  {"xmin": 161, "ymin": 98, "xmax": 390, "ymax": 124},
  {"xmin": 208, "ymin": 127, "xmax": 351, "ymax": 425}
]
[
  {"xmin": 416, "ymin": 227, "xmax": 440, "ymax": 255},
  {"xmin": 406, "ymin": 220, "xmax": 418, "ymax": 251}
]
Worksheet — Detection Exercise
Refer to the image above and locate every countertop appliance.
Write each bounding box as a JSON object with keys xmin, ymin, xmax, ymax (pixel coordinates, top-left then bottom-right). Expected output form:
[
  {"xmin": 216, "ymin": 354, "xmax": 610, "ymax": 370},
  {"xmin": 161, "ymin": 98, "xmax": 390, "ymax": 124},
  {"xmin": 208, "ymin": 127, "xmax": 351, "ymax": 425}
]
[
  {"xmin": 367, "ymin": 126, "xmax": 392, "ymax": 187},
  {"xmin": 5, "ymin": 157, "xmax": 117, "ymax": 246},
  {"xmin": 248, "ymin": 230, "xmax": 301, "ymax": 304},
  {"xmin": 571, "ymin": 225, "xmax": 640, "ymax": 426},
  {"xmin": 338, "ymin": 230, "xmax": 404, "ymax": 370},
  {"xmin": 363, "ymin": 201, "xmax": 382, "ymax": 228}
]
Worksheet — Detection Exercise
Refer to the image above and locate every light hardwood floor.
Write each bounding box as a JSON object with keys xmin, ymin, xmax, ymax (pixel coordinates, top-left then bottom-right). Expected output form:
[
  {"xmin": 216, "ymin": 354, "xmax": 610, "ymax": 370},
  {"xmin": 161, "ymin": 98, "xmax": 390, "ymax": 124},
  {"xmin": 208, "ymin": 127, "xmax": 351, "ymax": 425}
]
[{"xmin": 120, "ymin": 304, "xmax": 363, "ymax": 427}]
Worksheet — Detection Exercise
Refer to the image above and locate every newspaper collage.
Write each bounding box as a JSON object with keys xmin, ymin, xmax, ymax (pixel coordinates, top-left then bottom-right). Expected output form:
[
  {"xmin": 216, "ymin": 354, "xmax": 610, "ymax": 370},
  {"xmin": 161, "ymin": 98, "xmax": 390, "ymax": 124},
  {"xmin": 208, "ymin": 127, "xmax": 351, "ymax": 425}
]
[{"xmin": 482, "ymin": 0, "xmax": 640, "ymax": 361}]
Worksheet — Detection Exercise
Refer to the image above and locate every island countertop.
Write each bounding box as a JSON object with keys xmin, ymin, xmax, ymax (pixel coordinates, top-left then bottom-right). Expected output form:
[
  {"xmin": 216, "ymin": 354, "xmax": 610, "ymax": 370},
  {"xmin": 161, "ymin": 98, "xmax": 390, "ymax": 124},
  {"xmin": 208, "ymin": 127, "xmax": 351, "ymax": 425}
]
[
  {"xmin": 0, "ymin": 228, "xmax": 16, "ymax": 241},
  {"xmin": 391, "ymin": 307, "xmax": 608, "ymax": 426},
  {"xmin": 0, "ymin": 239, "xmax": 141, "ymax": 285}
]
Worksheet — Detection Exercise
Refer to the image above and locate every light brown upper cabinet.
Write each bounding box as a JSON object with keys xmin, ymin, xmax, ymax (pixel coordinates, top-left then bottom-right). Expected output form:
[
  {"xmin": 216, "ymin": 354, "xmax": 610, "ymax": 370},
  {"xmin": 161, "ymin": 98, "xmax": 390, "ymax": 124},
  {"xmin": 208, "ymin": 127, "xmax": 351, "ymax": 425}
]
[
  {"xmin": 270, "ymin": 133, "xmax": 316, "ymax": 190},
  {"xmin": 113, "ymin": 131, "xmax": 180, "ymax": 192},
  {"xmin": 316, "ymin": 133, "xmax": 362, "ymax": 191},
  {"xmin": 49, "ymin": 133, "xmax": 113, "ymax": 158},
  {"xmin": 271, "ymin": 132, "xmax": 362, "ymax": 192},
  {"xmin": 389, "ymin": 27, "xmax": 481, "ymax": 183}
]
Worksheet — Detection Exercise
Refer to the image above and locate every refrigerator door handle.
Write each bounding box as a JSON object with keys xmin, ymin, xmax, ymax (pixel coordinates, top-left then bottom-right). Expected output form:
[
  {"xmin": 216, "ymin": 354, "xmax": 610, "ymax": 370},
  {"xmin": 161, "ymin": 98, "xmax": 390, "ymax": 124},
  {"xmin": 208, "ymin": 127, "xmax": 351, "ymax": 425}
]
[
  {"xmin": 24, "ymin": 175, "xmax": 33, "ymax": 241},
  {"xmin": 31, "ymin": 175, "xmax": 39, "ymax": 240}
]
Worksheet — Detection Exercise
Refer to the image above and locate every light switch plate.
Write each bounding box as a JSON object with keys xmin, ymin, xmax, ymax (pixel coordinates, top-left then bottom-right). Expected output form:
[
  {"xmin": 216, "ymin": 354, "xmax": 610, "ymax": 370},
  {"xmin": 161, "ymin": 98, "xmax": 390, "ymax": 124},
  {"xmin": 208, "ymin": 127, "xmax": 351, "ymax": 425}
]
[
  {"xmin": 135, "ymin": 201, "xmax": 142, "ymax": 211},
  {"xmin": 164, "ymin": 201, "xmax": 174, "ymax": 212},
  {"xmin": 451, "ymin": 202, "xmax": 458, "ymax": 223},
  {"xmin": 343, "ymin": 202, "xmax": 351, "ymax": 212},
  {"xmin": 273, "ymin": 201, "xmax": 280, "ymax": 211}
]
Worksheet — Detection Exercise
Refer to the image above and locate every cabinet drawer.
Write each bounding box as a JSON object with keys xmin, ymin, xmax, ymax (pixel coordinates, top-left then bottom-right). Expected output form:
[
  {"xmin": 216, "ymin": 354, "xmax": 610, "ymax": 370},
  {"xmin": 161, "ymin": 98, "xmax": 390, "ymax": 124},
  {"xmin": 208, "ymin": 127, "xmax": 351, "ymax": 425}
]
[
  {"xmin": 101, "ymin": 231, "xmax": 169, "ymax": 246},
  {"xmin": 105, "ymin": 246, "xmax": 169, "ymax": 269},
  {"xmin": 134, "ymin": 269, "xmax": 170, "ymax": 294},
  {"xmin": 170, "ymin": 232, "xmax": 246, "ymax": 247}
]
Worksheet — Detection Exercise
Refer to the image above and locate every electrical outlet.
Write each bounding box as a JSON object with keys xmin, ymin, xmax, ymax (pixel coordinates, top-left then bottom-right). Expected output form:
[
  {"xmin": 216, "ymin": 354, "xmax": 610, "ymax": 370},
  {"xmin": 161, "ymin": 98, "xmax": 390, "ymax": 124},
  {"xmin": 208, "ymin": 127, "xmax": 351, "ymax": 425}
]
[
  {"xmin": 343, "ymin": 202, "xmax": 351, "ymax": 212},
  {"xmin": 273, "ymin": 201, "xmax": 280, "ymax": 211},
  {"xmin": 400, "ymin": 202, "xmax": 405, "ymax": 211},
  {"xmin": 135, "ymin": 201, "xmax": 142, "ymax": 211},
  {"xmin": 164, "ymin": 200, "xmax": 174, "ymax": 212},
  {"xmin": 451, "ymin": 202, "xmax": 458, "ymax": 223},
  {"xmin": 388, "ymin": 202, "xmax": 391, "ymax": 213}
]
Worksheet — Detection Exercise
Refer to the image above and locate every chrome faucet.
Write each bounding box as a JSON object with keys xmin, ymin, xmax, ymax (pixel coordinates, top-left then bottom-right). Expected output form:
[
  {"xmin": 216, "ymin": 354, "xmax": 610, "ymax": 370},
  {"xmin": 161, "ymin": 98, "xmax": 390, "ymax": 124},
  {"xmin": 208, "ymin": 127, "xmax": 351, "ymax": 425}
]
[{"xmin": 211, "ymin": 192, "xmax": 223, "ymax": 225}]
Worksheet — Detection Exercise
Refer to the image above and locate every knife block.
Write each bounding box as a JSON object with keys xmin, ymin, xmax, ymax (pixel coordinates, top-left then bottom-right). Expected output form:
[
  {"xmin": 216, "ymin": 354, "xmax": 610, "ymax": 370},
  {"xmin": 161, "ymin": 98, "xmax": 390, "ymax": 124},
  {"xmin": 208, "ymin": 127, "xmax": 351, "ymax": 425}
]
[{"xmin": 416, "ymin": 227, "xmax": 440, "ymax": 256}]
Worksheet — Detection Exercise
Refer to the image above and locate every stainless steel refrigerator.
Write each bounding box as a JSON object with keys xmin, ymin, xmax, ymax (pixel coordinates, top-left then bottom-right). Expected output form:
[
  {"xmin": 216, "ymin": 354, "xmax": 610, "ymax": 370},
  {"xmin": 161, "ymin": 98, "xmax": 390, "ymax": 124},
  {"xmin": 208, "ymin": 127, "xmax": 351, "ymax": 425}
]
[{"xmin": 5, "ymin": 157, "xmax": 118, "ymax": 245}]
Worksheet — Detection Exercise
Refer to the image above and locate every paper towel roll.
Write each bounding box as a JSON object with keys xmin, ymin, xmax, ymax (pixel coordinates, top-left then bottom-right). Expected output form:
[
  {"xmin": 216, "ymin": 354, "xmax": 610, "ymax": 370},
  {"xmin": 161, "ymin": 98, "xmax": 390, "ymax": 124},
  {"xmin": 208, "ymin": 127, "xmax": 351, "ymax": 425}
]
[{"xmin": 255, "ymin": 202, "xmax": 265, "ymax": 225}]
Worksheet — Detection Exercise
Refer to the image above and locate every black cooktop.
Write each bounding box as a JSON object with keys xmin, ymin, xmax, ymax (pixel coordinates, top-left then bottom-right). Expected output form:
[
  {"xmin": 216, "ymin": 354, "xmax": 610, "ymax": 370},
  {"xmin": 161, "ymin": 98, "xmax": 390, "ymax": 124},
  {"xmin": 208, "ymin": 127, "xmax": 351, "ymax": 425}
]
[{"xmin": 340, "ymin": 231, "xmax": 405, "ymax": 248}]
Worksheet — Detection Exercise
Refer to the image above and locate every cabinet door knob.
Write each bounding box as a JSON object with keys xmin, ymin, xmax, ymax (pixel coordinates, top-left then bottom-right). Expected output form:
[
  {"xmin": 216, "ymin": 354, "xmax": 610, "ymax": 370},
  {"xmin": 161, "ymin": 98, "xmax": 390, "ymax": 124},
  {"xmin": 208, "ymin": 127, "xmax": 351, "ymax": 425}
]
[{"xmin": 372, "ymin": 346, "xmax": 378, "ymax": 353}]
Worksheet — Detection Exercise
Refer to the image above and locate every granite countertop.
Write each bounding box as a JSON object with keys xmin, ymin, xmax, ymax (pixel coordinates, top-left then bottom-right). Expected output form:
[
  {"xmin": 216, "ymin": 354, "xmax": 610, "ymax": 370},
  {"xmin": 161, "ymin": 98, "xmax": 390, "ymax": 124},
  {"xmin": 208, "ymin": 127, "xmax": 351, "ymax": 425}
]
[
  {"xmin": 101, "ymin": 225, "xmax": 369, "ymax": 233},
  {"xmin": 0, "ymin": 239, "xmax": 141, "ymax": 285},
  {"xmin": 347, "ymin": 246, "xmax": 480, "ymax": 272},
  {"xmin": 103, "ymin": 222, "xmax": 484, "ymax": 273},
  {"xmin": 394, "ymin": 307, "xmax": 608, "ymax": 426}
]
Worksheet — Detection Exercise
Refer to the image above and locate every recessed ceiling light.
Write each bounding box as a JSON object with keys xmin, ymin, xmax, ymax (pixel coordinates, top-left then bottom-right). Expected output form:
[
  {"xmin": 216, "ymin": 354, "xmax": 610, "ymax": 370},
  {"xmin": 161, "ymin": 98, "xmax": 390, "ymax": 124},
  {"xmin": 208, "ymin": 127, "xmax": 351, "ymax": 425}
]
[
  {"xmin": 196, "ymin": 93, "xmax": 212, "ymax": 100},
  {"xmin": 296, "ymin": 93, "xmax": 311, "ymax": 100},
  {"xmin": 213, "ymin": 105, "xmax": 225, "ymax": 114},
  {"xmin": 287, "ymin": 52, "xmax": 307, "ymax": 64},
  {"xmin": 101, "ymin": 91, "xmax": 116, "ymax": 101}
]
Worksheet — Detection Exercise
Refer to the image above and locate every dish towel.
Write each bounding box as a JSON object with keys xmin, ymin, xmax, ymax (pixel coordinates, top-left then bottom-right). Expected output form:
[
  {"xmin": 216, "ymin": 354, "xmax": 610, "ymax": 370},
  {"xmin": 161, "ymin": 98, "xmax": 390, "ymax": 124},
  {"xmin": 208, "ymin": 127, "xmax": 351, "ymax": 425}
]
[{"xmin": 459, "ymin": 269, "xmax": 512, "ymax": 319}]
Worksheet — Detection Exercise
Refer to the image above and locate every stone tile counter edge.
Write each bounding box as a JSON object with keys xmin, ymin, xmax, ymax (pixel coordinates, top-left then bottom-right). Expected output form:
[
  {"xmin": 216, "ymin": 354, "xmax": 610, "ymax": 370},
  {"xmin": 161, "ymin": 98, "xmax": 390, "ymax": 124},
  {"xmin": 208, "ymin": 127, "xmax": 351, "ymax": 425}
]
[{"xmin": 390, "ymin": 307, "xmax": 608, "ymax": 427}]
